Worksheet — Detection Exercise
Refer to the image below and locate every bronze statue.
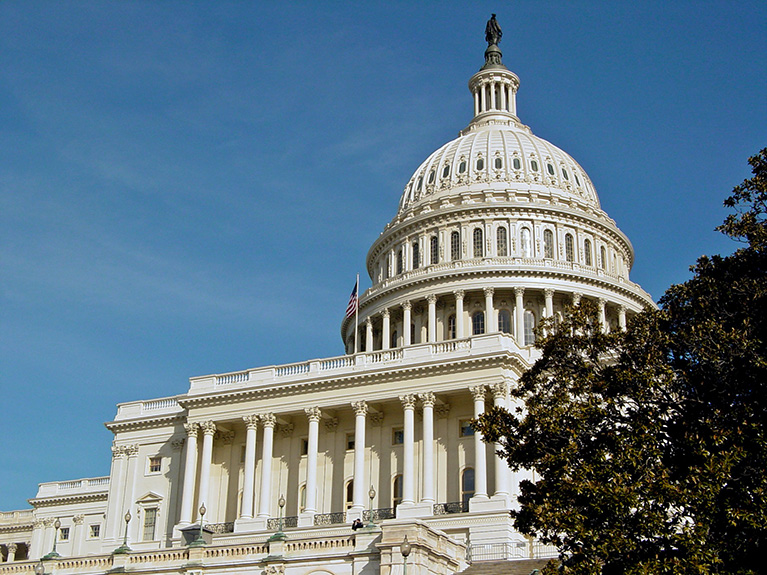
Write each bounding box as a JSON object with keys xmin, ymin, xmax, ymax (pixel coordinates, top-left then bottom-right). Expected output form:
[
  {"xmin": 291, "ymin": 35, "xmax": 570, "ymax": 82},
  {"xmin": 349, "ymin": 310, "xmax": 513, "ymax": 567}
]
[{"xmin": 485, "ymin": 14, "xmax": 502, "ymax": 46}]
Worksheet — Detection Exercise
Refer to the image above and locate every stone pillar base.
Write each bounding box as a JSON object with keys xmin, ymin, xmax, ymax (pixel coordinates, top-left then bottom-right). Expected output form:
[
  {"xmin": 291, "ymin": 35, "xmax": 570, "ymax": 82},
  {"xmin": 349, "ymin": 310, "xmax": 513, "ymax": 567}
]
[
  {"xmin": 395, "ymin": 502, "xmax": 434, "ymax": 519},
  {"xmin": 297, "ymin": 511, "xmax": 316, "ymax": 527},
  {"xmin": 233, "ymin": 516, "xmax": 263, "ymax": 533},
  {"xmin": 469, "ymin": 496, "xmax": 508, "ymax": 513},
  {"xmin": 345, "ymin": 507, "xmax": 364, "ymax": 523}
]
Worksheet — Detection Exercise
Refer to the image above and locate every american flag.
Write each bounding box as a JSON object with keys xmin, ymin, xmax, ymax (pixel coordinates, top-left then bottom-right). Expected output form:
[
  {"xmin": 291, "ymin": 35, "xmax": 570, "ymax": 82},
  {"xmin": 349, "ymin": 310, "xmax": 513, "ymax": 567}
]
[{"xmin": 345, "ymin": 279, "xmax": 359, "ymax": 319}]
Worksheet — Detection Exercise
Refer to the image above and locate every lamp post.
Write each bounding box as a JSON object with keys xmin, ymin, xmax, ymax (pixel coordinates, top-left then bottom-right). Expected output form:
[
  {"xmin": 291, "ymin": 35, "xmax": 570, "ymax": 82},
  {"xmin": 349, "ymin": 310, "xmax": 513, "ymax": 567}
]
[
  {"xmin": 34, "ymin": 561, "xmax": 45, "ymax": 575},
  {"xmin": 189, "ymin": 503, "xmax": 207, "ymax": 547},
  {"xmin": 113, "ymin": 510, "xmax": 132, "ymax": 554},
  {"xmin": 42, "ymin": 519, "xmax": 61, "ymax": 560},
  {"xmin": 268, "ymin": 494, "xmax": 287, "ymax": 542},
  {"xmin": 366, "ymin": 485, "xmax": 376, "ymax": 527},
  {"xmin": 401, "ymin": 535, "xmax": 412, "ymax": 575}
]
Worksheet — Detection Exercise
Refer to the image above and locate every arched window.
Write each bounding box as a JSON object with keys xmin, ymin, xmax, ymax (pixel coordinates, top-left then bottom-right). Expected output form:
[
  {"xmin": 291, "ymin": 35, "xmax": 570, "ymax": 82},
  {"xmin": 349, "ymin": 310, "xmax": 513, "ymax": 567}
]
[
  {"xmin": 461, "ymin": 468, "xmax": 475, "ymax": 506},
  {"xmin": 442, "ymin": 164, "xmax": 450, "ymax": 178},
  {"xmin": 417, "ymin": 176, "xmax": 423, "ymax": 191},
  {"xmin": 345, "ymin": 480, "xmax": 354, "ymax": 510},
  {"xmin": 459, "ymin": 160, "xmax": 467, "ymax": 173},
  {"xmin": 430, "ymin": 236, "xmax": 439, "ymax": 265},
  {"xmin": 562, "ymin": 167, "xmax": 569, "ymax": 180},
  {"xmin": 447, "ymin": 314, "xmax": 456, "ymax": 340},
  {"xmin": 392, "ymin": 475, "xmax": 403, "ymax": 508},
  {"xmin": 531, "ymin": 159, "xmax": 539, "ymax": 172},
  {"xmin": 524, "ymin": 310, "xmax": 535, "ymax": 346},
  {"xmin": 521, "ymin": 228, "xmax": 532, "ymax": 258},
  {"xmin": 494, "ymin": 157, "xmax": 503, "ymax": 169},
  {"xmin": 396, "ymin": 249, "xmax": 403, "ymax": 275},
  {"xmin": 565, "ymin": 233, "xmax": 574, "ymax": 262},
  {"xmin": 428, "ymin": 170, "xmax": 435, "ymax": 184},
  {"xmin": 390, "ymin": 329, "xmax": 398, "ymax": 349},
  {"xmin": 513, "ymin": 157, "xmax": 521, "ymax": 170},
  {"xmin": 383, "ymin": 257, "xmax": 389, "ymax": 280},
  {"xmin": 497, "ymin": 227, "xmax": 508, "ymax": 256},
  {"xmin": 476, "ymin": 157, "xmax": 485, "ymax": 171},
  {"xmin": 473, "ymin": 228, "xmax": 483, "ymax": 258},
  {"xmin": 412, "ymin": 241, "xmax": 420, "ymax": 269},
  {"xmin": 451, "ymin": 231, "xmax": 461, "ymax": 261},
  {"xmin": 600, "ymin": 246, "xmax": 607, "ymax": 270},
  {"xmin": 498, "ymin": 309, "xmax": 512, "ymax": 334},
  {"xmin": 410, "ymin": 323, "xmax": 417, "ymax": 345},
  {"xmin": 584, "ymin": 238, "xmax": 592, "ymax": 266},
  {"xmin": 543, "ymin": 229, "xmax": 554, "ymax": 259},
  {"xmin": 547, "ymin": 163, "xmax": 555, "ymax": 175},
  {"xmin": 472, "ymin": 312, "xmax": 485, "ymax": 335},
  {"xmin": 299, "ymin": 485, "xmax": 306, "ymax": 513}
]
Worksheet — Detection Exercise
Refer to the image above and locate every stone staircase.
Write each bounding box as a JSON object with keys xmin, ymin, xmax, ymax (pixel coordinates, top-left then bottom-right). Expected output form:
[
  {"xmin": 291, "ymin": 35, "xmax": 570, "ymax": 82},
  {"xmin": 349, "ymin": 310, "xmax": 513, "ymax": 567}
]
[{"xmin": 456, "ymin": 558, "xmax": 552, "ymax": 575}]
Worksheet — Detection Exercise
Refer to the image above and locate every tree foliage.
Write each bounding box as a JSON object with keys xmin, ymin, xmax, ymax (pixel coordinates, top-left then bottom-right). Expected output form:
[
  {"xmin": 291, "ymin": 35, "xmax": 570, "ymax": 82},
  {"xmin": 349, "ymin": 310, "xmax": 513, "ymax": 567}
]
[{"xmin": 475, "ymin": 149, "xmax": 767, "ymax": 574}]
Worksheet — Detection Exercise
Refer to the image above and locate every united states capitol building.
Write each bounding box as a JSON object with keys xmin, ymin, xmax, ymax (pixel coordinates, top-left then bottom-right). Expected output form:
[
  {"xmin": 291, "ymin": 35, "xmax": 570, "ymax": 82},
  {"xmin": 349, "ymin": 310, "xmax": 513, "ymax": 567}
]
[{"xmin": 0, "ymin": 16, "xmax": 653, "ymax": 575}]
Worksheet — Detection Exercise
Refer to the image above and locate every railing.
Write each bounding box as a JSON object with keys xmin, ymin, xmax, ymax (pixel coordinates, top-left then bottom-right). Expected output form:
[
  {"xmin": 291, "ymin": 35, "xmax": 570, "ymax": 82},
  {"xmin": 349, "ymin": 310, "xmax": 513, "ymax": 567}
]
[
  {"xmin": 215, "ymin": 371, "xmax": 249, "ymax": 385},
  {"xmin": 314, "ymin": 512, "xmax": 346, "ymax": 526},
  {"xmin": 467, "ymin": 542, "xmax": 525, "ymax": 562},
  {"xmin": 533, "ymin": 541, "xmax": 559, "ymax": 558},
  {"xmin": 0, "ymin": 510, "xmax": 33, "ymax": 522},
  {"xmin": 266, "ymin": 516, "xmax": 298, "ymax": 530},
  {"xmin": 319, "ymin": 356, "xmax": 354, "ymax": 370},
  {"xmin": 275, "ymin": 362, "xmax": 310, "ymax": 377},
  {"xmin": 433, "ymin": 500, "xmax": 469, "ymax": 515},
  {"xmin": 58, "ymin": 480, "xmax": 83, "ymax": 490},
  {"xmin": 88, "ymin": 477, "xmax": 110, "ymax": 487},
  {"xmin": 363, "ymin": 507, "xmax": 395, "ymax": 522},
  {"xmin": 206, "ymin": 522, "xmax": 234, "ymax": 534},
  {"xmin": 142, "ymin": 398, "xmax": 180, "ymax": 411}
]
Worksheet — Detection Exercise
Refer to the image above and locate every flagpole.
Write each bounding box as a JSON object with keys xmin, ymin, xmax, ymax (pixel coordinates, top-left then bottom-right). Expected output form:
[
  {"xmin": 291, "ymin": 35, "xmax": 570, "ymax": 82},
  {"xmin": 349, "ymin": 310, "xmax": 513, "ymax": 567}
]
[{"xmin": 354, "ymin": 273, "xmax": 359, "ymax": 354}]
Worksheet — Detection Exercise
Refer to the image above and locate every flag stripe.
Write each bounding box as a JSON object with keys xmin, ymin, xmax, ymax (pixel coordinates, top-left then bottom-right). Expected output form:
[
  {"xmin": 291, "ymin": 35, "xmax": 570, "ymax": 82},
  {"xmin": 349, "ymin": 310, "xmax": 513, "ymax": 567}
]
[{"xmin": 345, "ymin": 280, "xmax": 358, "ymax": 318}]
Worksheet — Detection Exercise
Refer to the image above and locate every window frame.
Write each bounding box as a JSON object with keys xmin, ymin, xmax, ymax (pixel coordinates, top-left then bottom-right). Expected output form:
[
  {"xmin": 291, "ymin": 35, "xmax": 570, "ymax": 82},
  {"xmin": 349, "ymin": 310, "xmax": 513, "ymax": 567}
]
[
  {"xmin": 142, "ymin": 507, "xmax": 158, "ymax": 542},
  {"xmin": 565, "ymin": 233, "xmax": 574, "ymax": 262},
  {"xmin": 543, "ymin": 229, "xmax": 554, "ymax": 259},
  {"xmin": 450, "ymin": 231, "xmax": 461, "ymax": 261},
  {"xmin": 523, "ymin": 310, "xmax": 536, "ymax": 346},
  {"xmin": 147, "ymin": 456, "xmax": 162, "ymax": 475},
  {"xmin": 473, "ymin": 228, "xmax": 483, "ymax": 258},
  {"xmin": 496, "ymin": 226, "xmax": 508, "ymax": 257},
  {"xmin": 430, "ymin": 236, "xmax": 439, "ymax": 265},
  {"xmin": 472, "ymin": 311, "xmax": 485, "ymax": 335}
]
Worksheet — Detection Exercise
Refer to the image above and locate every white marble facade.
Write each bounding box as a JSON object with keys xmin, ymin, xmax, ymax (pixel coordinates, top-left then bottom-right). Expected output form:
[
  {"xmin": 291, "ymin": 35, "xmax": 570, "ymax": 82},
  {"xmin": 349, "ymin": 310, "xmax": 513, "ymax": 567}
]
[{"xmin": 1, "ymin": 18, "xmax": 653, "ymax": 575}]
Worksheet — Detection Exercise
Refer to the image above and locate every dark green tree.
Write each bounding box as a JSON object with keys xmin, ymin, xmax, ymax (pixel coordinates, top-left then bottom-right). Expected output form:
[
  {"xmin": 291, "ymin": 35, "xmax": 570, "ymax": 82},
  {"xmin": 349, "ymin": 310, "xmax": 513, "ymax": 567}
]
[{"xmin": 475, "ymin": 149, "xmax": 767, "ymax": 574}]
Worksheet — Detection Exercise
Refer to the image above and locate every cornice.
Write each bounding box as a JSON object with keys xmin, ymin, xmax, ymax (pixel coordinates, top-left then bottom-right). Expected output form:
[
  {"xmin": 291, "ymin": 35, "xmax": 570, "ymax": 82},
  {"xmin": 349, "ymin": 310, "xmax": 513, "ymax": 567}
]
[
  {"xmin": 28, "ymin": 492, "xmax": 108, "ymax": 508},
  {"xmin": 104, "ymin": 413, "xmax": 187, "ymax": 434},
  {"xmin": 178, "ymin": 352, "xmax": 528, "ymax": 411}
]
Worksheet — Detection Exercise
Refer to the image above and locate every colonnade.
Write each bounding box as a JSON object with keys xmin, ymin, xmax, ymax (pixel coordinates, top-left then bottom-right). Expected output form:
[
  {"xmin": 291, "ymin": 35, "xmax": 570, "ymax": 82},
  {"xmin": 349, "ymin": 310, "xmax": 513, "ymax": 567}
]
[
  {"xmin": 177, "ymin": 386, "xmax": 513, "ymax": 528},
  {"xmin": 472, "ymin": 78, "xmax": 517, "ymax": 116},
  {"xmin": 355, "ymin": 287, "xmax": 629, "ymax": 353}
]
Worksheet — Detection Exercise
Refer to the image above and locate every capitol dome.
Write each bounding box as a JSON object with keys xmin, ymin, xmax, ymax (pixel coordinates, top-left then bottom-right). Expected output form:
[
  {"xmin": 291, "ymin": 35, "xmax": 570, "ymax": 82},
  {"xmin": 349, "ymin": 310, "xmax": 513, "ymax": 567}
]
[{"xmin": 341, "ymin": 23, "xmax": 654, "ymax": 353}]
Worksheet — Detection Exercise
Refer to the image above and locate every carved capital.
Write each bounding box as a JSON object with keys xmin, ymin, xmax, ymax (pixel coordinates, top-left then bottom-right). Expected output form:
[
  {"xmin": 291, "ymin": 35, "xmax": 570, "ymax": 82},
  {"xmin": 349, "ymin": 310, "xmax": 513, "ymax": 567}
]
[
  {"xmin": 419, "ymin": 392, "xmax": 436, "ymax": 408},
  {"xmin": 279, "ymin": 423, "xmax": 294, "ymax": 438},
  {"xmin": 6, "ymin": 542, "xmax": 17, "ymax": 553},
  {"xmin": 171, "ymin": 438, "xmax": 186, "ymax": 451},
  {"xmin": 351, "ymin": 401, "xmax": 368, "ymax": 417},
  {"xmin": 369, "ymin": 412, "xmax": 384, "ymax": 426},
  {"xmin": 469, "ymin": 385, "xmax": 486, "ymax": 401},
  {"xmin": 597, "ymin": 297, "xmax": 606, "ymax": 307},
  {"xmin": 324, "ymin": 417, "xmax": 339, "ymax": 432},
  {"xmin": 381, "ymin": 308, "xmax": 390, "ymax": 319},
  {"xmin": 43, "ymin": 518, "xmax": 54, "ymax": 527},
  {"xmin": 199, "ymin": 421, "xmax": 217, "ymax": 436},
  {"xmin": 426, "ymin": 294, "xmax": 438, "ymax": 305},
  {"xmin": 33, "ymin": 519, "xmax": 46, "ymax": 529},
  {"xmin": 365, "ymin": 317, "xmax": 372, "ymax": 328},
  {"xmin": 305, "ymin": 407, "xmax": 322, "ymax": 422},
  {"xmin": 184, "ymin": 423, "xmax": 199, "ymax": 438},
  {"xmin": 401, "ymin": 300, "xmax": 412, "ymax": 311},
  {"xmin": 399, "ymin": 394, "xmax": 417, "ymax": 409},
  {"xmin": 111, "ymin": 444, "xmax": 125, "ymax": 459},
  {"xmin": 453, "ymin": 289, "xmax": 465, "ymax": 300},
  {"xmin": 220, "ymin": 430, "xmax": 235, "ymax": 444},
  {"xmin": 243, "ymin": 414, "xmax": 260, "ymax": 430},
  {"xmin": 489, "ymin": 383, "xmax": 507, "ymax": 400},
  {"xmin": 544, "ymin": 288, "xmax": 554, "ymax": 299},
  {"xmin": 435, "ymin": 403, "xmax": 451, "ymax": 419},
  {"xmin": 618, "ymin": 304, "xmax": 627, "ymax": 313},
  {"xmin": 72, "ymin": 514, "xmax": 85, "ymax": 525},
  {"xmin": 483, "ymin": 287, "xmax": 495, "ymax": 298},
  {"xmin": 260, "ymin": 413, "xmax": 276, "ymax": 428},
  {"xmin": 124, "ymin": 444, "xmax": 139, "ymax": 457},
  {"xmin": 514, "ymin": 287, "xmax": 525, "ymax": 298},
  {"xmin": 265, "ymin": 565, "xmax": 285, "ymax": 575},
  {"xmin": 572, "ymin": 292, "xmax": 582, "ymax": 305}
]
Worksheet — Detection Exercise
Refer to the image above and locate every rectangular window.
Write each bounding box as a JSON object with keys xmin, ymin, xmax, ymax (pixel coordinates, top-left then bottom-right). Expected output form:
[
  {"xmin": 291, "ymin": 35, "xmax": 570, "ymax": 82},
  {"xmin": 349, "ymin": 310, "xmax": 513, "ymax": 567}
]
[
  {"xmin": 459, "ymin": 419, "xmax": 475, "ymax": 437},
  {"xmin": 301, "ymin": 438, "xmax": 309, "ymax": 456},
  {"xmin": 142, "ymin": 508, "xmax": 157, "ymax": 541},
  {"xmin": 148, "ymin": 456, "xmax": 162, "ymax": 473},
  {"xmin": 346, "ymin": 433, "xmax": 355, "ymax": 451},
  {"xmin": 59, "ymin": 527, "xmax": 70, "ymax": 541},
  {"xmin": 89, "ymin": 524, "xmax": 101, "ymax": 539},
  {"xmin": 392, "ymin": 428, "xmax": 404, "ymax": 445}
]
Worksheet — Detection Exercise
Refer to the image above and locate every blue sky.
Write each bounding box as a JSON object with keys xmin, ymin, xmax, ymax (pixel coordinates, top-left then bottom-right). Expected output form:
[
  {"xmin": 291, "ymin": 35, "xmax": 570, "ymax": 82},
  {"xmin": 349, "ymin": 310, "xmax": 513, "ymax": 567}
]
[{"xmin": 1, "ymin": 1, "xmax": 764, "ymax": 510}]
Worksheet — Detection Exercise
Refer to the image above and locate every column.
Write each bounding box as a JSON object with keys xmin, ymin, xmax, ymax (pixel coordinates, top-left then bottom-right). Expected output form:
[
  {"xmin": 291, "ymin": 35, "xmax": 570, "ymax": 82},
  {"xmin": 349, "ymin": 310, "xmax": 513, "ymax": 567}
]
[
  {"xmin": 107, "ymin": 445, "xmax": 128, "ymax": 537},
  {"xmin": 196, "ymin": 421, "xmax": 217, "ymax": 517},
  {"xmin": 514, "ymin": 287, "xmax": 525, "ymax": 345},
  {"xmin": 304, "ymin": 407, "xmax": 321, "ymax": 514},
  {"xmin": 572, "ymin": 292, "xmax": 582, "ymax": 306},
  {"xmin": 124, "ymin": 444, "xmax": 140, "ymax": 542},
  {"xmin": 598, "ymin": 298, "xmax": 607, "ymax": 333},
  {"xmin": 6, "ymin": 542, "xmax": 17, "ymax": 562},
  {"xmin": 469, "ymin": 386, "xmax": 488, "ymax": 498},
  {"xmin": 618, "ymin": 305, "xmax": 627, "ymax": 331},
  {"xmin": 490, "ymin": 81, "xmax": 496, "ymax": 109},
  {"xmin": 500, "ymin": 81, "xmax": 507, "ymax": 111},
  {"xmin": 240, "ymin": 415, "xmax": 259, "ymax": 519},
  {"xmin": 179, "ymin": 423, "xmax": 199, "ymax": 525},
  {"xmin": 484, "ymin": 287, "xmax": 495, "ymax": 333},
  {"xmin": 257, "ymin": 414, "xmax": 276, "ymax": 517},
  {"xmin": 473, "ymin": 90, "xmax": 479, "ymax": 116},
  {"xmin": 365, "ymin": 318, "xmax": 373, "ymax": 352},
  {"xmin": 72, "ymin": 514, "xmax": 84, "ymax": 556},
  {"xmin": 544, "ymin": 289, "xmax": 554, "ymax": 318},
  {"xmin": 427, "ymin": 294, "xmax": 437, "ymax": 343},
  {"xmin": 382, "ymin": 309, "xmax": 391, "ymax": 350},
  {"xmin": 490, "ymin": 384, "xmax": 510, "ymax": 499},
  {"xmin": 480, "ymin": 82, "xmax": 486, "ymax": 112},
  {"xmin": 351, "ymin": 402, "xmax": 368, "ymax": 511},
  {"xmin": 419, "ymin": 393, "xmax": 435, "ymax": 503},
  {"xmin": 29, "ymin": 520, "xmax": 44, "ymax": 560},
  {"xmin": 402, "ymin": 301, "xmax": 412, "ymax": 346},
  {"xmin": 454, "ymin": 290, "xmax": 465, "ymax": 338},
  {"xmin": 400, "ymin": 394, "xmax": 417, "ymax": 505}
]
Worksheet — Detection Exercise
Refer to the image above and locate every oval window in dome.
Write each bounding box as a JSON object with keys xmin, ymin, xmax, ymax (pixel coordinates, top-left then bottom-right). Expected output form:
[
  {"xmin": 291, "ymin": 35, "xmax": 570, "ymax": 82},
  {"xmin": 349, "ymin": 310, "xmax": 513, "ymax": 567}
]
[
  {"xmin": 442, "ymin": 165, "xmax": 450, "ymax": 178},
  {"xmin": 562, "ymin": 168, "xmax": 569, "ymax": 180},
  {"xmin": 417, "ymin": 176, "xmax": 423, "ymax": 190},
  {"xmin": 530, "ymin": 160, "xmax": 539, "ymax": 172},
  {"xmin": 428, "ymin": 170, "xmax": 435, "ymax": 184},
  {"xmin": 459, "ymin": 160, "xmax": 467, "ymax": 173},
  {"xmin": 575, "ymin": 173, "xmax": 581, "ymax": 186},
  {"xmin": 476, "ymin": 157, "xmax": 485, "ymax": 171},
  {"xmin": 494, "ymin": 157, "xmax": 503, "ymax": 169},
  {"xmin": 513, "ymin": 158, "xmax": 521, "ymax": 170},
  {"xmin": 547, "ymin": 163, "xmax": 555, "ymax": 175}
]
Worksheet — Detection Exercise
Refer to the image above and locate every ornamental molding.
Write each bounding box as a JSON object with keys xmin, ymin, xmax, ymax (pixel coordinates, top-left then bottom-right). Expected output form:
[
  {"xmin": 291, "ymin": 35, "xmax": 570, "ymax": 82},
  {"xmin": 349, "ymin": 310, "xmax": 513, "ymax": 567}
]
[
  {"xmin": 419, "ymin": 392, "xmax": 436, "ymax": 407},
  {"xmin": 305, "ymin": 407, "xmax": 322, "ymax": 422},
  {"xmin": 435, "ymin": 403, "xmax": 451, "ymax": 419},
  {"xmin": 171, "ymin": 438, "xmax": 185, "ymax": 451},
  {"xmin": 351, "ymin": 401, "xmax": 368, "ymax": 417},
  {"xmin": 399, "ymin": 394, "xmax": 417, "ymax": 409},
  {"xmin": 260, "ymin": 413, "xmax": 276, "ymax": 428},
  {"xmin": 199, "ymin": 421, "xmax": 217, "ymax": 436},
  {"xmin": 29, "ymin": 492, "xmax": 109, "ymax": 508},
  {"xmin": 469, "ymin": 385, "xmax": 486, "ymax": 401},
  {"xmin": 243, "ymin": 414, "xmax": 259, "ymax": 430},
  {"xmin": 279, "ymin": 423, "xmax": 294, "ymax": 438},
  {"xmin": 369, "ymin": 412, "xmax": 384, "ymax": 426},
  {"xmin": 324, "ymin": 417, "xmax": 339, "ymax": 432}
]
